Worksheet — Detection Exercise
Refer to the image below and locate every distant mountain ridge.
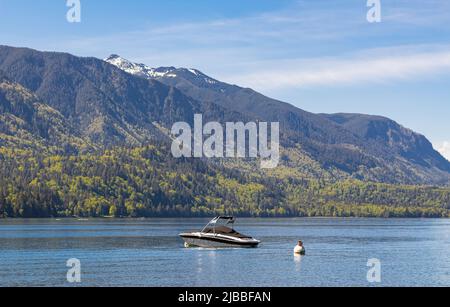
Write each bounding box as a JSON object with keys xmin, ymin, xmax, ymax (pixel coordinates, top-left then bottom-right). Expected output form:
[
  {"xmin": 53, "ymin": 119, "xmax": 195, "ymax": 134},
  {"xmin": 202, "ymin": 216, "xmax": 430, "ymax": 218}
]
[
  {"xmin": 323, "ymin": 113, "xmax": 449, "ymax": 171},
  {"xmin": 0, "ymin": 45, "xmax": 448, "ymax": 185},
  {"xmin": 105, "ymin": 55, "xmax": 220, "ymax": 85},
  {"xmin": 105, "ymin": 53, "xmax": 450, "ymax": 185}
]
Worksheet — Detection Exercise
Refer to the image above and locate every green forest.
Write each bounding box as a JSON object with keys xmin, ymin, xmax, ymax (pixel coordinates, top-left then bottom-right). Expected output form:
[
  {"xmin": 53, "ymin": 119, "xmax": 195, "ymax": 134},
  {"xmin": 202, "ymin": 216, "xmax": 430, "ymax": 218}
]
[
  {"xmin": 1, "ymin": 144, "xmax": 449, "ymax": 218},
  {"xmin": 1, "ymin": 48, "xmax": 449, "ymax": 219}
]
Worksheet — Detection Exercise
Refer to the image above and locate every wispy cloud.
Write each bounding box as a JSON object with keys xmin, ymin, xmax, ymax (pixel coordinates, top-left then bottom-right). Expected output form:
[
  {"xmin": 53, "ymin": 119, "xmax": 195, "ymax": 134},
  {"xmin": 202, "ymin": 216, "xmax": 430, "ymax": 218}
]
[
  {"xmin": 383, "ymin": 0, "xmax": 450, "ymax": 26},
  {"xmin": 59, "ymin": 1, "xmax": 364, "ymax": 62},
  {"xmin": 52, "ymin": 0, "xmax": 450, "ymax": 91},
  {"xmin": 438, "ymin": 141, "xmax": 450, "ymax": 161},
  {"xmin": 225, "ymin": 48, "xmax": 450, "ymax": 90}
]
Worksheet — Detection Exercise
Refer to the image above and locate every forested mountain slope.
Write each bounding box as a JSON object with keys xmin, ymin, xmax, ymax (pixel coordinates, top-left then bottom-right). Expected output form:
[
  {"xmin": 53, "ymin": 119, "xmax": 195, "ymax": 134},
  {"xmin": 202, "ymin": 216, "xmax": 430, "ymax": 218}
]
[
  {"xmin": 0, "ymin": 46, "xmax": 449, "ymax": 218},
  {"xmin": 105, "ymin": 54, "xmax": 450, "ymax": 185}
]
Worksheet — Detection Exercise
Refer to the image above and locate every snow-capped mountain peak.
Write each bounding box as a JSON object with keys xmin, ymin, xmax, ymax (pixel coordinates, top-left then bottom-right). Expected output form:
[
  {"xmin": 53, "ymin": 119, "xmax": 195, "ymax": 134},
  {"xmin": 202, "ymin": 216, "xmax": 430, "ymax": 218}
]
[
  {"xmin": 104, "ymin": 55, "xmax": 221, "ymax": 86},
  {"xmin": 104, "ymin": 54, "xmax": 175, "ymax": 79},
  {"xmin": 105, "ymin": 54, "xmax": 138, "ymax": 72}
]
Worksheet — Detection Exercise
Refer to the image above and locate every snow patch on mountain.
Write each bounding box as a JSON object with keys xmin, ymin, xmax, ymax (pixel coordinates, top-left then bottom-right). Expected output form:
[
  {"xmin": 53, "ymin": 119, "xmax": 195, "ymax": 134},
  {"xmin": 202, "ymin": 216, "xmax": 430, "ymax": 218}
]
[
  {"xmin": 104, "ymin": 55, "xmax": 221, "ymax": 85},
  {"xmin": 187, "ymin": 68, "xmax": 199, "ymax": 76},
  {"xmin": 105, "ymin": 54, "xmax": 176, "ymax": 79}
]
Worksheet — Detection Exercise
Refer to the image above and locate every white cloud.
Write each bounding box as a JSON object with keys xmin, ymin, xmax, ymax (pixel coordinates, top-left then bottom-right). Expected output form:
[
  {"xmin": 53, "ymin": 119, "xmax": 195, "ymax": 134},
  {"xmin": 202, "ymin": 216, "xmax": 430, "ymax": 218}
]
[
  {"xmin": 224, "ymin": 49, "xmax": 450, "ymax": 90},
  {"xmin": 31, "ymin": 0, "xmax": 450, "ymax": 95},
  {"xmin": 437, "ymin": 141, "xmax": 450, "ymax": 161},
  {"xmin": 39, "ymin": 0, "xmax": 450, "ymax": 87}
]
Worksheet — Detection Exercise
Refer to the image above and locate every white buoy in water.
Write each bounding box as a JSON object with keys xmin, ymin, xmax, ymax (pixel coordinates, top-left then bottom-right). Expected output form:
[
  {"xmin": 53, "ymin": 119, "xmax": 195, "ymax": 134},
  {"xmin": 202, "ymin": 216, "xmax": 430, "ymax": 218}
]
[{"xmin": 294, "ymin": 241, "xmax": 306, "ymax": 255}]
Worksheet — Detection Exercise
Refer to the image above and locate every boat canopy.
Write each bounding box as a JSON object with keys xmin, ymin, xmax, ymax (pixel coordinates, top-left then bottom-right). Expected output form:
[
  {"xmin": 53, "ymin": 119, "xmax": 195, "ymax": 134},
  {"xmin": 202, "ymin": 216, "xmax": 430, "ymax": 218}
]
[
  {"xmin": 214, "ymin": 216, "xmax": 235, "ymax": 222},
  {"xmin": 202, "ymin": 216, "xmax": 236, "ymax": 232}
]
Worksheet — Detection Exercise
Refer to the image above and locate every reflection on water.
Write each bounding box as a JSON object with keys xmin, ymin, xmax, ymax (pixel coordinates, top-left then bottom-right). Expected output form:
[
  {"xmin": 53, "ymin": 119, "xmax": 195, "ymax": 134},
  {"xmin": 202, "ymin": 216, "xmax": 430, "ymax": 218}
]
[
  {"xmin": 294, "ymin": 254, "xmax": 303, "ymax": 273},
  {"xmin": 0, "ymin": 218, "xmax": 449, "ymax": 287}
]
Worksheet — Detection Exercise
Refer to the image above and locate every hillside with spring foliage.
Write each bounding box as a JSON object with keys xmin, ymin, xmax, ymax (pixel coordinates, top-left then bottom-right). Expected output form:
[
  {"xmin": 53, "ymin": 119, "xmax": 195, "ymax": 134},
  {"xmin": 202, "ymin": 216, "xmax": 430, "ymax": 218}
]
[{"xmin": 0, "ymin": 46, "xmax": 449, "ymax": 218}]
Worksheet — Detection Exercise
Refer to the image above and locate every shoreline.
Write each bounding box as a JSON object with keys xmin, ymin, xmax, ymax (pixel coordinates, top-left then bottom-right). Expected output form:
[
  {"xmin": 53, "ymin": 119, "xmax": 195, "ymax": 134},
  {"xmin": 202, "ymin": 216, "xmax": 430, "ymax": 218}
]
[{"xmin": 1, "ymin": 216, "xmax": 449, "ymax": 220}]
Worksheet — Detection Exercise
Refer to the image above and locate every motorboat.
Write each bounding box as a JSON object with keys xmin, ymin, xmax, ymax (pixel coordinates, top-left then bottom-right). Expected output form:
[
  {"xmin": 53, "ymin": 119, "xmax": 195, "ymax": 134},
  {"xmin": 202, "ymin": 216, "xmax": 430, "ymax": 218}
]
[{"xmin": 179, "ymin": 216, "xmax": 260, "ymax": 248}]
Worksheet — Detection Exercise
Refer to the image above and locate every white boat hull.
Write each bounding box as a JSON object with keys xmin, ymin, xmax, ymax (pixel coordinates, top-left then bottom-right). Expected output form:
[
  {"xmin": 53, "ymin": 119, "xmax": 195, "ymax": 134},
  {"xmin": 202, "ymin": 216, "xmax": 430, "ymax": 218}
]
[{"xmin": 180, "ymin": 233, "xmax": 260, "ymax": 248}]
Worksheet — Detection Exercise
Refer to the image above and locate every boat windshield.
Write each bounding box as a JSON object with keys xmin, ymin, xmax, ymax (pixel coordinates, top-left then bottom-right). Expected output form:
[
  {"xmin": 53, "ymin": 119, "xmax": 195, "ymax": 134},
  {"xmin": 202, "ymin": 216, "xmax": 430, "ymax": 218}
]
[
  {"xmin": 201, "ymin": 216, "xmax": 235, "ymax": 232},
  {"xmin": 202, "ymin": 226, "xmax": 252, "ymax": 238}
]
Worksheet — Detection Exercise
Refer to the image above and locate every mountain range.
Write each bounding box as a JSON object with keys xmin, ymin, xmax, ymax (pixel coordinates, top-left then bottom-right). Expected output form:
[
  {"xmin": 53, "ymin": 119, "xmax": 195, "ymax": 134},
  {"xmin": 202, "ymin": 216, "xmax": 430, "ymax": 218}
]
[
  {"xmin": 0, "ymin": 45, "xmax": 449, "ymax": 186},
  {"xmin": 104, "ymin": 54, "xmax": 450, "ymax": 185}
]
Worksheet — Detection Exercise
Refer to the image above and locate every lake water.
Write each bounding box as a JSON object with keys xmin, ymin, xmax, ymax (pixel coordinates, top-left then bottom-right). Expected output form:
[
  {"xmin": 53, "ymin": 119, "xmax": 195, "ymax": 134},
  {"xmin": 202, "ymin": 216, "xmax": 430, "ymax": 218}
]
[{"xmin": 0, "ymin": 218, "xmax": 449, "ymax": 287}]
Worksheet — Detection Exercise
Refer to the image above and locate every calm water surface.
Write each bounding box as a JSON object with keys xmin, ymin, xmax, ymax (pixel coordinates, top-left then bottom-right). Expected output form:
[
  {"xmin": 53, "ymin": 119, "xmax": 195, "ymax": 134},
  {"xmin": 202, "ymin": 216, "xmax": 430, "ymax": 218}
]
[{"xmin": 0, "ymin": 218, "xmax": 449, "ymax": 287}]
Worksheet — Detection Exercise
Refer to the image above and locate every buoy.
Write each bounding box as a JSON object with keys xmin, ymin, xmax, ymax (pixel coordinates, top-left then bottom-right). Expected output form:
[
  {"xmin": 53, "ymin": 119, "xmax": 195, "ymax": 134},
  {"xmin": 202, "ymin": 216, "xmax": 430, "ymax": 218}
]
[{"xmin": 294, "ymin": 241, "xmax": 306, "ymax": 255}]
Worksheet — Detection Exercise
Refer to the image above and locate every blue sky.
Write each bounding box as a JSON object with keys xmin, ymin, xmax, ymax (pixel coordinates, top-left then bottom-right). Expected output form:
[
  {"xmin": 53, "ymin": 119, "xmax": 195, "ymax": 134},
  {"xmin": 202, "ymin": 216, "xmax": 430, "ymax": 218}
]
[{"xmin": 0, "ymin": 0, "xmax": 449, "ymax": 159}]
